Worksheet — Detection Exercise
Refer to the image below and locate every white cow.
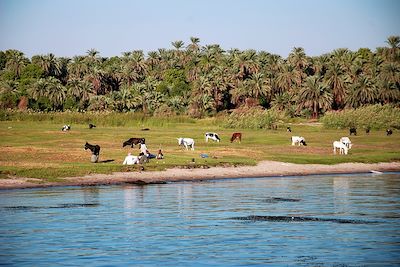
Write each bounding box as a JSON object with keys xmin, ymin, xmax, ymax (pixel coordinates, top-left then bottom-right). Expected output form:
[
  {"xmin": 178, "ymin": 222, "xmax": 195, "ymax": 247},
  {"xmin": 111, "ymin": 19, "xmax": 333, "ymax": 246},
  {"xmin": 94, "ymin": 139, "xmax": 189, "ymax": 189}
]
[
  {"xmin": 333, "ymin": 141, "xmax": 349, "ymax": 155},
  {"xmin": 205, "ymin": 132, "xmax": 220, "ymax": 142},
  {"xmin": 340, "ymin": 137, "xmax": 352, "ymax": 149},
  {"xmin": 177, "ymin": 138, "xmax": 195, "ymax": 150},
  {"xmin": 291, "ymin": 136, "xmax": 307, "ymax": 146}
]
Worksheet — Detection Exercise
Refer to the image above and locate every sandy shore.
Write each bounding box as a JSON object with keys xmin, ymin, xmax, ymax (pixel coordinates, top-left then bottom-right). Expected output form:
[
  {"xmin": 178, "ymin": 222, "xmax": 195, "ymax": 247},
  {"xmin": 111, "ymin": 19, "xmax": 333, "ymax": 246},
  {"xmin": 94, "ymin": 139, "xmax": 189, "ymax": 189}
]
[{"xmin": 1, "ymin": 160, "xmax": 400, "ymax": 190}]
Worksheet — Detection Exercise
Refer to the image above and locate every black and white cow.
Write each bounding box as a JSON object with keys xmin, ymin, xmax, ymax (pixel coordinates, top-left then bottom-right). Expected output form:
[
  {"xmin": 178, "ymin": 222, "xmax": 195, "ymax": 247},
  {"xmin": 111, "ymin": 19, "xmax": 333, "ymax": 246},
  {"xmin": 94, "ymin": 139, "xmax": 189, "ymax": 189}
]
[
  {"xmin": 205, "ymin": 132, "xmax": 221, "ymax": 142},
  {"xmin": 89, "ymin": 123, "xmax": 96, "ymax": 129},
  {"xmin": 386, "ymin": 129, "xmax": 393, "ymax": 136},
  {"xmin": 62, "ymin": 125, "xmax": 71, "ymax": 131},
  {"xmin": 123, "ymin": 138, "xmax": 145, "ymax": 148}
]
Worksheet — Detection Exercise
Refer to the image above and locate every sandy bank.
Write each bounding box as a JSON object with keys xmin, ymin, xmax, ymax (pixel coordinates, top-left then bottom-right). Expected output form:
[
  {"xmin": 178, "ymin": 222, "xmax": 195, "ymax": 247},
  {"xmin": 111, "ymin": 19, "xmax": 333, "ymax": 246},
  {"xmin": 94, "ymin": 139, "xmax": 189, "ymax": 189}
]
[{"xmin": 1, "ymin": 161, "xmax": 400, "ymax": 190}]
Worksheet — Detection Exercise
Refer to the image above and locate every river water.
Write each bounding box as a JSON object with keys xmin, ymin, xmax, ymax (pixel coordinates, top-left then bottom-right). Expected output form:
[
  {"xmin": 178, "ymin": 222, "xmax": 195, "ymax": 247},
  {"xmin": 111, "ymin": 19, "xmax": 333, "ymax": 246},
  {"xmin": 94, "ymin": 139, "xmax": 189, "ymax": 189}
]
[{"xmin": 1, "ymin": 173, "xmax": 399, "ymax": 266}]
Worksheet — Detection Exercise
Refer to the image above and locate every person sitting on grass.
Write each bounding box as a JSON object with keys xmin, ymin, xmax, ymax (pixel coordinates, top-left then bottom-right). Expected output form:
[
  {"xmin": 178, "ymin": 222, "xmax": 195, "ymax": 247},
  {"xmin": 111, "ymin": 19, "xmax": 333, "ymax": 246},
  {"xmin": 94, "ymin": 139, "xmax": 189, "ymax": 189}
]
[
  {"xmin": 140, "ymin": 143, "xmax": 156, "ymax": 159},
  {"xmin": 123, "ymin": 153, "xmax": 139, "ymax": 165}
]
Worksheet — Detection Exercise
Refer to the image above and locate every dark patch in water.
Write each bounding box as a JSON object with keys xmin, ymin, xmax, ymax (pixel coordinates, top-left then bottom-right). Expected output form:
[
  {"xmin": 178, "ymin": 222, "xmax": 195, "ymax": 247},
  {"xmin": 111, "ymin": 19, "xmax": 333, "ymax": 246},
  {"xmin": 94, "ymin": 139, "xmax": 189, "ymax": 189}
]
[
  {"xmin": 230, "ymin": 215, "xmax": 376, "ymax": 224},
  {"xmin": 263, "ymin": 197, "xmax": 301, "ymax": 203},
  {"xmin": 2, "ymin": 203, "xmax": 99, "ymax": 210}
]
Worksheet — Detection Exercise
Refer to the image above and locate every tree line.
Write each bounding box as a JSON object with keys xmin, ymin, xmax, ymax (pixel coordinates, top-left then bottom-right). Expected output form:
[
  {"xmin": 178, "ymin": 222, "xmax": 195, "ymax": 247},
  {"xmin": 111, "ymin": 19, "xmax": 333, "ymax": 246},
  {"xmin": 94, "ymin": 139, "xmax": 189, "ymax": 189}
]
[{"xmin": 0, "ymin": 36, "xmax": 399, "ymax": 118}]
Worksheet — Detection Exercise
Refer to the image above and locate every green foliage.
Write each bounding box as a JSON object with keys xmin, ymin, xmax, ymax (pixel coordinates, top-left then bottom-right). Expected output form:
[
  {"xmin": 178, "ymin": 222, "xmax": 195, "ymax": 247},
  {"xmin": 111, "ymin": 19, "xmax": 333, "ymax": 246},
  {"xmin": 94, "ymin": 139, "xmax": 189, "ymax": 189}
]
[
  {"xmin": 0, "ymin": 110, "xmax": 195, "ymax": 127},
  {"xmin": 321, "ymin": 104, "xmax": 400, "ymax": 129},
  {"xmin": 223, "ymin": 106, "xmax": 285, "ymax": 129}
]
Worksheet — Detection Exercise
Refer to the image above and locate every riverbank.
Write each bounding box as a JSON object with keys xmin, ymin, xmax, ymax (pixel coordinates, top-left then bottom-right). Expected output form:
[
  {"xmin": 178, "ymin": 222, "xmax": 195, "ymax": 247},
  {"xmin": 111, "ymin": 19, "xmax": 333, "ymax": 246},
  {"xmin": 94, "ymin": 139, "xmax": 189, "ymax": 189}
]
[{"xmin": 1, "ymin": 160, "xmax": 399, "ymax": 189}]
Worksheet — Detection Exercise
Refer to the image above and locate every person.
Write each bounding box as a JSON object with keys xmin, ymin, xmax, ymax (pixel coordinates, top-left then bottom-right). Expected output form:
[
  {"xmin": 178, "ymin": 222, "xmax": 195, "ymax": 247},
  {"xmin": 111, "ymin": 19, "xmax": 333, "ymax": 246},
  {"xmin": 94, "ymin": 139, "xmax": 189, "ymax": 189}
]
[
  {"xmin": 138, "ymin": 152, "xmax": 149, "ymax": 164},
  {"xmin": 140, "ymin": 143, "xmax": 156, "ymax": 159},
  {"xmin": 123, "ymin": 153, "xmax": 138, "ymax": 165},
  {"xmin": 156, "ymin": 149, "xmax": 164, "ymax": 159}
]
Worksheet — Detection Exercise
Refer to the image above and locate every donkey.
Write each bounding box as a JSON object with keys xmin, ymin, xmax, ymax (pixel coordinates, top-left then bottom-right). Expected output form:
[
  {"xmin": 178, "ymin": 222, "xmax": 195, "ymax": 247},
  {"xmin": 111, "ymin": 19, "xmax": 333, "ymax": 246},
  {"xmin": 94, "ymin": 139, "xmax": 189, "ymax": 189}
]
[{"xmin": 84, "ymin": 142, "xmax": 100, "ymax": 155}]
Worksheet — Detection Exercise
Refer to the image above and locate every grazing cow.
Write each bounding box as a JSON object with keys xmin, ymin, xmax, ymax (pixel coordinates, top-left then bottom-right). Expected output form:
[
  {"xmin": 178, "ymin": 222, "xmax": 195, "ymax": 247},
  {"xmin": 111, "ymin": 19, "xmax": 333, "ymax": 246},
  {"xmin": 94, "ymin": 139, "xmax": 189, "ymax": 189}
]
[
  {"xmin": 386, "ymin": 129, "xmax": 393, "ymax": 136},
  {"xmin": 205, "ymin": 132, "xmax": 221, "ymax": 142},
  {"xmin": 349, "ymin": 127, "xmax": 357, "ymax": 136},
  {"xmin": 177, "ymin": 138, "xmax": 195, "ymax": 150},
  {"xmin": 333, "ymin": 141, "xmax": 348, "ymax": 155},
  {"xmin": 123, "ymin": 138, "xmax": 145, "ymax": 148},
  {"xmin": 84, "ymin": 142, "xmax": 100, "ymax": 163},
  {"xmin": 89, "ymin": 123, "xmax": 96, "ymax": 129},
  {"xmin": 62, "ymin": 125, "xmax": 71, "ymax": 131},
  {"xmin": 339, "ymin": 137, "xmax": 352, "ymax": 149},
  {"xmin": 230, "ymin": 132, "xmax": 242, "ymax": 143},
  {"xmin": 287, "ymin": 126, "xmax": 292, "ymax": 132},
  {"xmin": 291, "ymin": 136, "xmax": 307, "ymax": 146}
]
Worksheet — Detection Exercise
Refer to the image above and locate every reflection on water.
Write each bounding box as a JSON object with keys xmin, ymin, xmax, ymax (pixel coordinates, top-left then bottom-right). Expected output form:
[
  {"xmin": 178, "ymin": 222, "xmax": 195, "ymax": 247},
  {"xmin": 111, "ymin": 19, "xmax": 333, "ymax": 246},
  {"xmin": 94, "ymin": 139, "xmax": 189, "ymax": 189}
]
[{"xmin": 0, "ymin": 173, "xmax": 400, "ymax": 266}]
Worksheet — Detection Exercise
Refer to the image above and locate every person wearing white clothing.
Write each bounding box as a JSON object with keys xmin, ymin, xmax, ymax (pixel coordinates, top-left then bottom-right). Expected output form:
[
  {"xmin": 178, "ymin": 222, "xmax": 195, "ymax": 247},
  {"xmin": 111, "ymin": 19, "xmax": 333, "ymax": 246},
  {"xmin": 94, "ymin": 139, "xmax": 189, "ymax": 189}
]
[{"xmin": 123, "ymin": 153, "xmax": 138, "ymax": 165}]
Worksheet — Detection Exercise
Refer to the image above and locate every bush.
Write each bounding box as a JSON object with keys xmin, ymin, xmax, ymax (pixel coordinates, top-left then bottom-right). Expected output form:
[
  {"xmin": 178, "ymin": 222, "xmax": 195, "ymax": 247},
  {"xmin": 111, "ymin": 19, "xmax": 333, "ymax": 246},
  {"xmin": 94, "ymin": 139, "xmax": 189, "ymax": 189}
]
[
  {"xmin": 0, "ymin": 110, "xmax": 195, "ymax": 127},
  {"xmin": 321, "ymin": 104, "xmax": 400, "ymax": 130},
  {"xmin": 222, "ymin": 106, "xmax": 286, "ymax": 129}
]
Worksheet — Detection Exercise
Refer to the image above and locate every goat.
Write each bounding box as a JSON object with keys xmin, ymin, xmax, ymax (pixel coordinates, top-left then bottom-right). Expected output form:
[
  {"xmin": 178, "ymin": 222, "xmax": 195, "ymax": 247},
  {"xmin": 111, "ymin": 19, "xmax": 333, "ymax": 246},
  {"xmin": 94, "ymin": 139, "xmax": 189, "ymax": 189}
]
[
  {"xmin": 287, "ymin": 126, "xmax": 292, "ymax": 132},
  {"xmin": 230, "ymin": 133, "xmax": 242, "ymax": 143},
  {"xmin": 123, "ymin": 138, "xmax": 145, "ymax": 148},
  {"xmin": 205, "ymin": 132, "xmax": 221, "ymax": 142},
  {"xmin": 291, "ymin": 136, "xmax": 307, "ymax": 146},
  {"xmin": 333, "ymin": 141, "xmax": 348, "ymax": 155},
  {"xmin": 177, "ymin": 138, "xmax": 195, "ymax": 150},
  {"xmin": 339, "ymin": 137, "xmax": 352, "ymax": 149}
]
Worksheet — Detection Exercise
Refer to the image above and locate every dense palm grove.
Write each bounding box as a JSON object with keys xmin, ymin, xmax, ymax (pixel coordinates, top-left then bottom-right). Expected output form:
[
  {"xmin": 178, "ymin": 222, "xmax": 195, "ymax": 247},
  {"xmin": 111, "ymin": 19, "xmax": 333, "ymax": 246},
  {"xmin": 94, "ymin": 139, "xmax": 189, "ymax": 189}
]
[{"xmin": 0, "ymin": 36, "xmax": 399, "ymax": 118}]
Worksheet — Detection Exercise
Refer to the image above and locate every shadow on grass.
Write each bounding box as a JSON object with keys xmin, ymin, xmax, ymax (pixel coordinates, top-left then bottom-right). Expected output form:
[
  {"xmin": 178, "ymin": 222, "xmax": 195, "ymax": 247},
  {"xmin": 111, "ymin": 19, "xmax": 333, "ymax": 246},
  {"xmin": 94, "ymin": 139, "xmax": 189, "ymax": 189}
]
[{"xmin": 97, "ymin": 159, "xmax": 115, "ymax": 163}]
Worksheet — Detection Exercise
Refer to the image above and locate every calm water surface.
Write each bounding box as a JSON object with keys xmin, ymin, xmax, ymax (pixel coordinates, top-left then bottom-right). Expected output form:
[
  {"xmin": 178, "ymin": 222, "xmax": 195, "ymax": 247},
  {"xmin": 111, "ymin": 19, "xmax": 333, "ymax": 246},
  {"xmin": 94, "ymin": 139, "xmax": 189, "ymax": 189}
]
[{"xmin": 1, "ymin": 173, "xmax": 400, "ymax": 266}]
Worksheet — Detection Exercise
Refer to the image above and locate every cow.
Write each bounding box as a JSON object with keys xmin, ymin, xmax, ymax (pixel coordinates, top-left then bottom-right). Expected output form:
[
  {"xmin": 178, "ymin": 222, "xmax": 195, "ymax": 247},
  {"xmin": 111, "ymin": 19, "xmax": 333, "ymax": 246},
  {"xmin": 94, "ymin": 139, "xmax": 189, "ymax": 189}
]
[
  {"xmin": 89, "ymin": 123, "xmax": 96, "ymax": 129},
  {"xmin": 62, "ymin": 125, "xmax": 71, "ymax": 131},
  {"xmin": 230, "ymin": 133, "xmax": 242, "ymax": 143},
  {"xmin": 84, "ymin": 142, "xmax": 100, "ymax": 163},
  {"xmin": 386, "ymin": 129, "xmax": 393, "ymax": 136},
  {"xmin": 339, "ymin": 137, "xmax": 352, "ymax": 149},
  {"xmin": 205, "ymin": 132, "xmax": 221, "ymax": 142},
  {"xmin": 349, "ymin": 127, "xmax": 357, "ymax": 136},
  {"xmin": 333, "ymin": 141, "xmax": 348, "ymax": 155},
  {"xmin": 365, "ymin": 127, "xmax": 370, "ymax": 135},
  {"xmin": 123, "ymin": 138, "xmax": 145, "ymax": 148},
  {"xmin": 177, "ymin": 138, "xmax": 195, "ymax": 150},
  {"xmin": 291, "ymin": 136, "xmax": 307, "ymax": 146}
]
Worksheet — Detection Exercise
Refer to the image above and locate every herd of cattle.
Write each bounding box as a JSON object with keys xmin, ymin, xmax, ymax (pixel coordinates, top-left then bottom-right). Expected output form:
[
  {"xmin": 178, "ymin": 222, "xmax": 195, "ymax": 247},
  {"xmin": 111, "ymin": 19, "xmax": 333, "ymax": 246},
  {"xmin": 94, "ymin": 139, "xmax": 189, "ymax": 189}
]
[{"xmin": 61, "ymin": 124, "xmax": 395, "ymax": 162}]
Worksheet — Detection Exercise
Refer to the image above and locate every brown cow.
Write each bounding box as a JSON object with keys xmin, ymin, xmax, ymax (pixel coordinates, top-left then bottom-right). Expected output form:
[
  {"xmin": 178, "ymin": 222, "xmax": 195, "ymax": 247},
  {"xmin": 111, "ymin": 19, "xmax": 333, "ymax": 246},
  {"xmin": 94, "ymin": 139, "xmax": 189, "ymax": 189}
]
[{"xmin": 230, "ymin": 132, "xmax": 242, "ymax": 143}]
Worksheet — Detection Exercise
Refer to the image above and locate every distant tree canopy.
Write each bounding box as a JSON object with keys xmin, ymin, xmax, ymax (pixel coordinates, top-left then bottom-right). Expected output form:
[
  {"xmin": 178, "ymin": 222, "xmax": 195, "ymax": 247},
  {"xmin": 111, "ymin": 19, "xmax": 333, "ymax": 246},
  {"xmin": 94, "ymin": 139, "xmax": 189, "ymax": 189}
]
[{"xmin": 0, "ymin": 36, "xmax": 399, "ymax": 117}]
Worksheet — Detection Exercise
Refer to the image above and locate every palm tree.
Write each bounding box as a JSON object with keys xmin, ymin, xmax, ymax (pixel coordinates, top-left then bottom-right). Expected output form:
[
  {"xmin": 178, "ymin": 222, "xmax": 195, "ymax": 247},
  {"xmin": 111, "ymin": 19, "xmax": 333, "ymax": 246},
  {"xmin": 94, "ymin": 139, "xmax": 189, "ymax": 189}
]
[
  {"xmin": 46, "ymin": 77, "xmax": 66, "ymax": 109},
  {"xmin": 5, "ymin": 50, "xmax": 28, "ymax": 78},
  {"xmin": 297, "ymin": 76, "xmax": 332, "ymax": 118},
  {"xmin": 346, "ymin": 76, "xmax": 376, "ymax": 108},
  {"xmin": 67, "ymin": 78, "xmax": 92, "ymax": 107},
  {"xmin": 324, "ymin": 61, "xmax": 350, "ymax": 109}
]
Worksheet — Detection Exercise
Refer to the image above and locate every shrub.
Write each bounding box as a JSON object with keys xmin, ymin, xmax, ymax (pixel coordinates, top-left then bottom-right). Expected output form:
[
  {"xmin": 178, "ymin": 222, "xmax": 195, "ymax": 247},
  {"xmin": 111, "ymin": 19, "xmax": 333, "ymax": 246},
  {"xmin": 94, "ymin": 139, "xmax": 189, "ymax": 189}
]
[
  {"xmin": 321, "ymin": 104, "xmax": 400, "ymax": 130},
  {"xmin": 222, "ymin": 106, "xmax": 285, "ymax": 129}
]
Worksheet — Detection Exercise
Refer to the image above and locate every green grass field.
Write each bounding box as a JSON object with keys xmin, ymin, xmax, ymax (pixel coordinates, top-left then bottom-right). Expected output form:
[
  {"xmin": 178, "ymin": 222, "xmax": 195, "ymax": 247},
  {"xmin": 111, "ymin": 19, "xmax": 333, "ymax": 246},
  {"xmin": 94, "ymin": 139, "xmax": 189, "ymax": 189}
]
[{"xmin": 1, "ymin": 119, "xmax": 399, "ymax": 183}]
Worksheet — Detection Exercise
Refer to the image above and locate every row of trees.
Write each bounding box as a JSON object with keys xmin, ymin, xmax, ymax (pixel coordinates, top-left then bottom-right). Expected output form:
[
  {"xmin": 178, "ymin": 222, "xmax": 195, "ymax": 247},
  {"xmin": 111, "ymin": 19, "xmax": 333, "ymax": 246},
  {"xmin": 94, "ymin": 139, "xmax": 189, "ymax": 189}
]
[{"xmin": 0, "ymin": 36, "xmax": 399, "ymax": 118}]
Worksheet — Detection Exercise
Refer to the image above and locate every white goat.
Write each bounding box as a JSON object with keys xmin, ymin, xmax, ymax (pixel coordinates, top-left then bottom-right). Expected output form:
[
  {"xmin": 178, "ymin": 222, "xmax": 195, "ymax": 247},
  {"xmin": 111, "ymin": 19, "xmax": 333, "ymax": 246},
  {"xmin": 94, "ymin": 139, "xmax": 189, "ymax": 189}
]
[
  {"xmin": 340, "ymin": 137, "xmax": 352, "ymax": 149},
  {"xmin": 333, "ymin": 141, "xmax": 349, "ymax": 155},
  {"xmin": 177, "ymin": 137, "xmax": 195, "ymax": 150},
  {"xmin": 291, "ymin": 136, "xmax": 307, "ymax": 146}
]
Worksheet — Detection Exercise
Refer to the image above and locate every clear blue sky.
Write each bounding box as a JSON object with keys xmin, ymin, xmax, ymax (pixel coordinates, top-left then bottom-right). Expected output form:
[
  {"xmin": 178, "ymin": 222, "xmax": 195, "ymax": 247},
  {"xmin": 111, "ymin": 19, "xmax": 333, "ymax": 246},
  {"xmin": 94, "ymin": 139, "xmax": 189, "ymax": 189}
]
[{"xmin": 0, "ymin": 0, "xmax": 399, "ymax": 58}]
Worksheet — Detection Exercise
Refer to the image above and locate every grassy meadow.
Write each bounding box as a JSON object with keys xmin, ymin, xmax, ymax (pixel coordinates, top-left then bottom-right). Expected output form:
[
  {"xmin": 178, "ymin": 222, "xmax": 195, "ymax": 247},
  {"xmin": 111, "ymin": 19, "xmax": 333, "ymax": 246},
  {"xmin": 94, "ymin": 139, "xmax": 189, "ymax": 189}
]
[{"xmin": 0, "ymin": 117, "xmax": 399, "ymax": 183}]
